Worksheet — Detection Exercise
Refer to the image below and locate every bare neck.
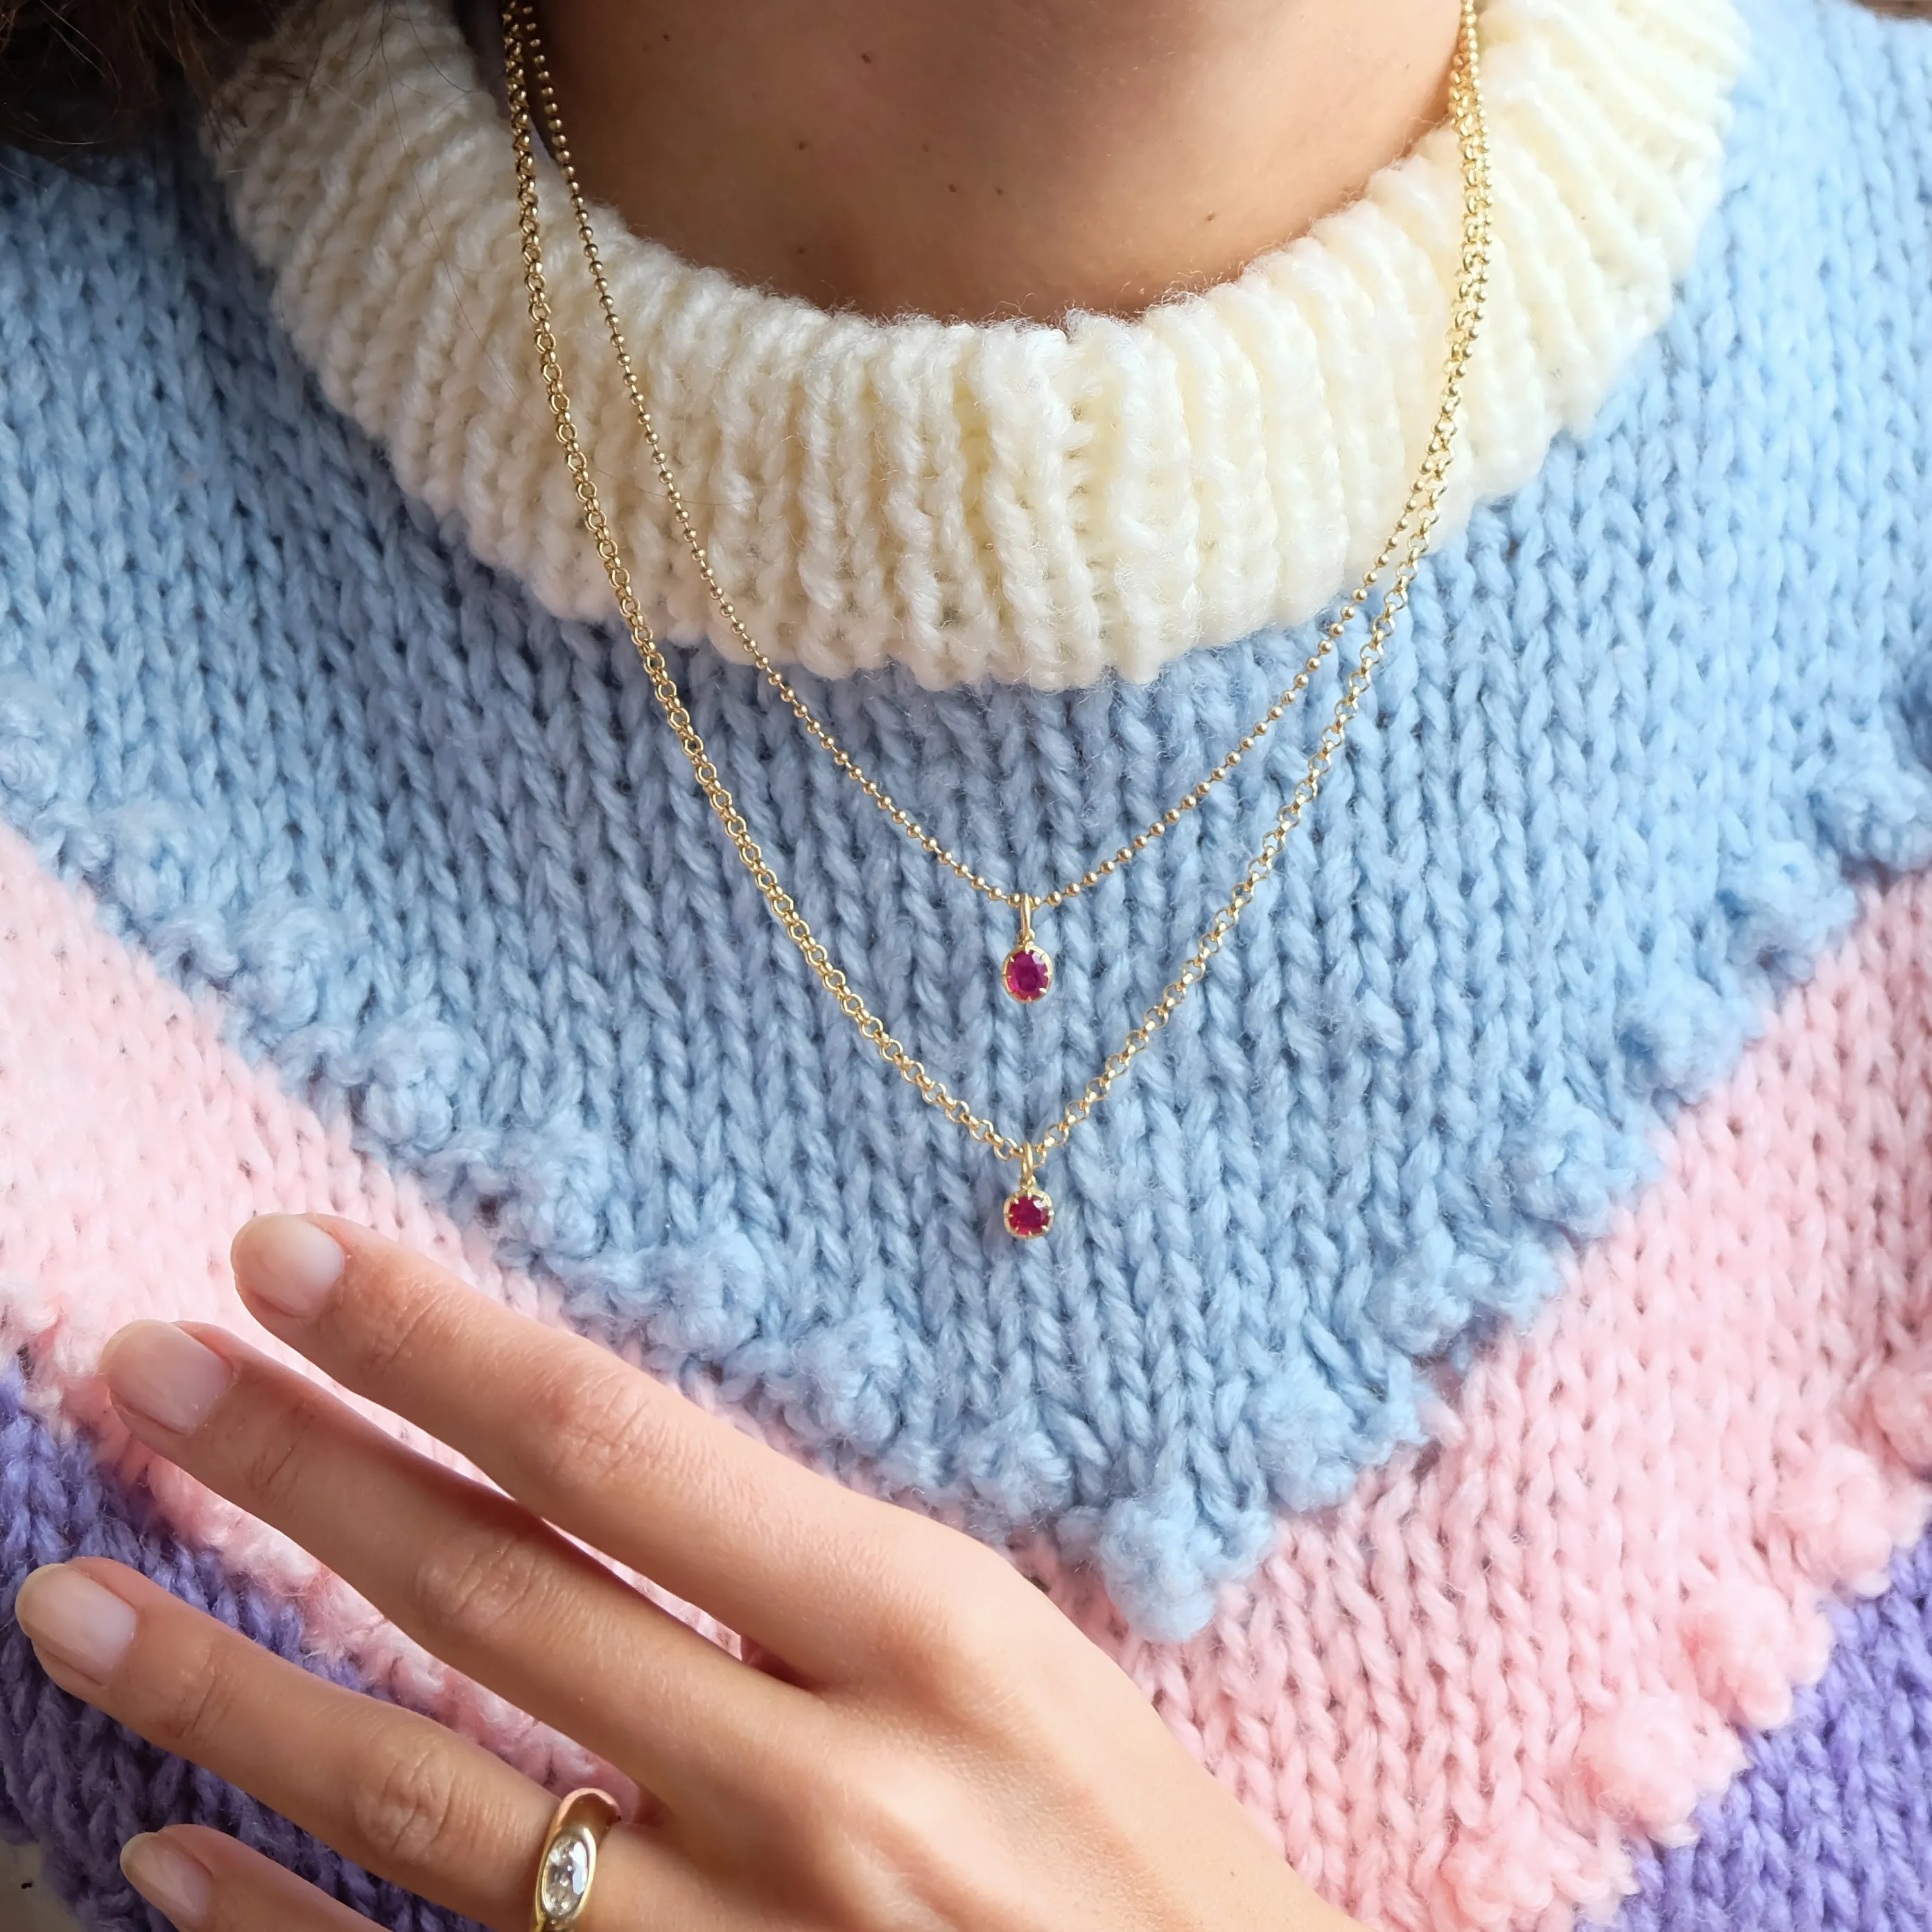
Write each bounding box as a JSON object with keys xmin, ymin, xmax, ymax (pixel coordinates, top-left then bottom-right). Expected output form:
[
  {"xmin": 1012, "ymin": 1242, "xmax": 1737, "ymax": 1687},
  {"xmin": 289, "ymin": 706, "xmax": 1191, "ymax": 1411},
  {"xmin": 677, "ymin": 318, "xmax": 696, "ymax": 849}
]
[{"xmin": 529, "ymin": 0, "xmax": 1461, "ymax": 324}]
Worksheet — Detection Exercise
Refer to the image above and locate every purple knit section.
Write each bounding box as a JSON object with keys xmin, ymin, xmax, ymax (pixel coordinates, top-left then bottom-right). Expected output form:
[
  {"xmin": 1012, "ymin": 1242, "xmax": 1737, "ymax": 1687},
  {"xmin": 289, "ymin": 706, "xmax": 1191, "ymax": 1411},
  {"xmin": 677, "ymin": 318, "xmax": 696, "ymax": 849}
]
[
  {"xmin": 1617, "ymin": 1535, "xmax": 1932, "ymax": 1932},
  {"xmin": 8, "ymin": 1351, "xmax": 1932, "ymax": 1932},
  {"xmin": 0, "ymin": 1369, "xmax": 478, "ymax": 1932}
]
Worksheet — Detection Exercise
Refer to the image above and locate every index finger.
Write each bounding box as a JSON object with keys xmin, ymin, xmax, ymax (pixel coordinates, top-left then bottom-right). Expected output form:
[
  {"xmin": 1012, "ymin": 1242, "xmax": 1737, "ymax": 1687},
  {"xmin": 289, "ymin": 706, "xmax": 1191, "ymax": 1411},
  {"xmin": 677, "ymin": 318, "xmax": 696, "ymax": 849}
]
[{"xmin": 229, "ymin": 1214, "xmax": 966, "ymax": 1681}]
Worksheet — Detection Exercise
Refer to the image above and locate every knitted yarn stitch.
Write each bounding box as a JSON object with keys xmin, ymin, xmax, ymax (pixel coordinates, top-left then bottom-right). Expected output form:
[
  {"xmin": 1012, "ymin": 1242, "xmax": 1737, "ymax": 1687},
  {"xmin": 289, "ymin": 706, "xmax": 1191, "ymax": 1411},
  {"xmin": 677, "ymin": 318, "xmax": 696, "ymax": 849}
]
[
  {"xmin": 208, "ymin": 0, "xmax": 1740, "ymax": 687},
  {"xmin": 3, "ymin": 0, "xmax": 1932, "ymax": 1926},
  {"xmin": 3, "ymin": 796, "xmax": 1931, "ymax": 1929},
  {"xmin": 1617, "ymin": 1536, "xmax": 1932, "ymax": 1932}
]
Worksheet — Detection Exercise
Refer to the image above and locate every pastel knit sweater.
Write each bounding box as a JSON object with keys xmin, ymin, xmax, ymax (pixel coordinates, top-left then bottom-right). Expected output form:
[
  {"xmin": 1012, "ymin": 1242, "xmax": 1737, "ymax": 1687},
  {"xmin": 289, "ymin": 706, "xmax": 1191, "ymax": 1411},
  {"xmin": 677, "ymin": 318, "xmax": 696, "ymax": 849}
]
[{"xmin": 4, "ymin": 0, "xmax": 1932, "ymax": 1924}]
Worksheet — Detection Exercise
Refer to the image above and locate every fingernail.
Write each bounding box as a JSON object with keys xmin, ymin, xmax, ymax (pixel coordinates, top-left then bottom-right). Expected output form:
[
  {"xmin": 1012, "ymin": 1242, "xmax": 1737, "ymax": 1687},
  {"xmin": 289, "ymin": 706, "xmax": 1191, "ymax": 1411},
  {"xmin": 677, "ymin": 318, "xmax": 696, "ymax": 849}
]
[
  {"xmin": 234, "ymin": 1213, "xmax": 346, "ymax": 1320},
  {"xmin": 122, "ymin": 1834, "xmax": 214, "ymax": 1929},
  {"xmin": 102, "ymin": 1322, "xmax": 234, "ymax": 1436},
  {"xmin": 15, "ymin": 1565, "xmax": 138, "ymax": 1682}
]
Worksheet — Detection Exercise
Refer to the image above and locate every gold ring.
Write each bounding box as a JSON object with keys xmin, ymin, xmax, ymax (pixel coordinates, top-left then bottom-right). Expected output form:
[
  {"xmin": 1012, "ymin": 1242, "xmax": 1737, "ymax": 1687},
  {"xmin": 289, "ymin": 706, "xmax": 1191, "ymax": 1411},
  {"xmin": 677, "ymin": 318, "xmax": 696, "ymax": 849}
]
[{"xmin": 530, "ymin": 1786, "xmax": 623, "ymax": 1932}]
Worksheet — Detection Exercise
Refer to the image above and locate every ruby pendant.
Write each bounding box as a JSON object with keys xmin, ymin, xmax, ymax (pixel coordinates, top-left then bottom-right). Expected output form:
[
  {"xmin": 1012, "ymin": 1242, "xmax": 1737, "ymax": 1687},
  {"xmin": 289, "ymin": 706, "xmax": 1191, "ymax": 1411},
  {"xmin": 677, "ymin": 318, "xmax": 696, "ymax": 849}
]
[
  {"xmin": 1003, "ymin": 1182, "xmax": 1054, "ymax": 1239},
  {"xmin": 1002, "ymin": 896, "xmax": 1053, "ymax": 1003},
  {"xmin": 1002, "ymin": 941, "xmax": 1054, "ymax": 1002}
]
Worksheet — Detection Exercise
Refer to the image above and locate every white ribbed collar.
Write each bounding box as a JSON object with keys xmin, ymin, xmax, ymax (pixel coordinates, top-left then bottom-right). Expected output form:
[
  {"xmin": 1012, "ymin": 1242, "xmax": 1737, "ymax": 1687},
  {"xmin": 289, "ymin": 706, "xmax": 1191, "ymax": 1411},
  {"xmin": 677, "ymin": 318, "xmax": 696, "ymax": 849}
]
[{"xmin": 209, "ymin": 0, "xmax": 1741, "ymax": 690}]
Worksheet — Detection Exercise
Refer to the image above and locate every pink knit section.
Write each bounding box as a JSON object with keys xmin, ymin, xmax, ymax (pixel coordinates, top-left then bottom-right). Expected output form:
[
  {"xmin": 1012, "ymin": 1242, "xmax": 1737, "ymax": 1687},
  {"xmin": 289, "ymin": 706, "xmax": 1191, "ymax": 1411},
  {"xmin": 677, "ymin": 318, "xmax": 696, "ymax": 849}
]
[
  {"xmin": 8, "ymin": 819, "xmax": 1932, "ymax": 1928},
  {"xmin": 0, "ymin": 824, "xmax": 681, "ymax": 1797},
  {"xmin": 1036, "ymin": 876, "xmax": 1932, "ymax": 1930}
]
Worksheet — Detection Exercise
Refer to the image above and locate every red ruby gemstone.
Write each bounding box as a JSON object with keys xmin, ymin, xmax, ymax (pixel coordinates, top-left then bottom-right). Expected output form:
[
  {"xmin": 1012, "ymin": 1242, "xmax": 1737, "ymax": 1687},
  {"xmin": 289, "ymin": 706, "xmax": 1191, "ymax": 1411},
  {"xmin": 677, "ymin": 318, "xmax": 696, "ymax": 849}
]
[
  {"xmin": 1004, "ymin": 1187, "xmax": 1054, "ymax": 1239},
  {"xmin": 1002, "ymin": 944, "xmax": 1053, "ymax": 1002}
]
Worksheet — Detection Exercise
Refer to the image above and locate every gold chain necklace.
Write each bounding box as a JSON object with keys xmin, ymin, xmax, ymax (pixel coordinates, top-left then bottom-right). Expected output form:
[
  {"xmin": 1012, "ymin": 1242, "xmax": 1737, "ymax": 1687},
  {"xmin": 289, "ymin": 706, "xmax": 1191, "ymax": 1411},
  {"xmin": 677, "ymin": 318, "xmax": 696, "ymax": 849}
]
[{"xmin": 503, "ymin": 0, "xmax": 1492, "ymax": 1237}]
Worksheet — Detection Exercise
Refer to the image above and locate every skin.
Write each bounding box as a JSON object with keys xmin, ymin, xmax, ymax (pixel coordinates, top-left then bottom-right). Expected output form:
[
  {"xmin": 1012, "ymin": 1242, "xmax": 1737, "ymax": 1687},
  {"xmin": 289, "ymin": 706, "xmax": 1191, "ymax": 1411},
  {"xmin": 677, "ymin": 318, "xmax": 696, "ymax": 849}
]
[
  {"xmin": 17, "ymin": 1215, "xmax": 1363, "ymax": 1931},
  {"xmin": 535, "ymin": 0, "xmax": 1463, "ymax": 321}
]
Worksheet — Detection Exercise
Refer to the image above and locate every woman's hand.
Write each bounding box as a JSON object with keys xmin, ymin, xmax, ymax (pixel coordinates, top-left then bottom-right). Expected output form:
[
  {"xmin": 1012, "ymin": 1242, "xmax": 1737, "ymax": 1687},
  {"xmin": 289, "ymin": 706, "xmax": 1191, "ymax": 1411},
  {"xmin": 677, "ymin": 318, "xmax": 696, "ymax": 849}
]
[{"xmin": 13, "ymin": 1215, "xmax": 1355, "ymax": 1932}]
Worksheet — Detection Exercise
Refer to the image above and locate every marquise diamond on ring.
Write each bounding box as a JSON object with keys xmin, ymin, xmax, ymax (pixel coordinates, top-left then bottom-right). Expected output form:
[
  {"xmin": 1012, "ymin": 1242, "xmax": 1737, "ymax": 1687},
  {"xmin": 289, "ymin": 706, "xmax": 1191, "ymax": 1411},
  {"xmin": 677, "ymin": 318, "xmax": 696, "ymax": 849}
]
[{"xmin": 530, "ymin": 1788, "xmax": 622, "ymax": 1932}]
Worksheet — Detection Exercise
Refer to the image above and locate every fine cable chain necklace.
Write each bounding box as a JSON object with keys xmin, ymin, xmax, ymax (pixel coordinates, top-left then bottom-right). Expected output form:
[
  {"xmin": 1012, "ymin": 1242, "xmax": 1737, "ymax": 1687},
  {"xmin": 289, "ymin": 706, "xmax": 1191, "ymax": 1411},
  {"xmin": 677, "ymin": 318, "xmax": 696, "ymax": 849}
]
[{"xmin": 503, "ymin": 0, "xmax": 1493, "ymax": 1237}]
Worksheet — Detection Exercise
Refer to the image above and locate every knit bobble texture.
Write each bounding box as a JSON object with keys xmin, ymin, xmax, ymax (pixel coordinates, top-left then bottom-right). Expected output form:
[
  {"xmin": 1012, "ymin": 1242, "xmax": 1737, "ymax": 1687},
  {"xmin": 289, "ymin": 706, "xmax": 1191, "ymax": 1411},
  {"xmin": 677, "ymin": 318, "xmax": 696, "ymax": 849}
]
[{"xmin": 1870, "ymin": 1354, "xmax": 1932, "ymax": 1471}]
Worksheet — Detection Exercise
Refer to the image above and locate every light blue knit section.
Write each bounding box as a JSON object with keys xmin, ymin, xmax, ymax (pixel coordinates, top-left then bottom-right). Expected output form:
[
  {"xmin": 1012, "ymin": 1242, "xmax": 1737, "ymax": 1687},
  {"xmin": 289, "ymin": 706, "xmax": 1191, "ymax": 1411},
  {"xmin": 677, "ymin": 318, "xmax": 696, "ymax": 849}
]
[{"xmin": 1, "ymin": 0, "xmax": 1929, "ymax": 1639}]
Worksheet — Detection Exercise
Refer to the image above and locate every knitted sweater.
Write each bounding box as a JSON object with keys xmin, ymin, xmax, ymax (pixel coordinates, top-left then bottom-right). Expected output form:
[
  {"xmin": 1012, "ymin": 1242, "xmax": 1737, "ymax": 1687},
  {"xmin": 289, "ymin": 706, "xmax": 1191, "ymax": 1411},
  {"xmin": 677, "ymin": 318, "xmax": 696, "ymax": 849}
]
[{"xmin": 3, "ymin": 0, "xmax": 1931, "ymax": 1923}]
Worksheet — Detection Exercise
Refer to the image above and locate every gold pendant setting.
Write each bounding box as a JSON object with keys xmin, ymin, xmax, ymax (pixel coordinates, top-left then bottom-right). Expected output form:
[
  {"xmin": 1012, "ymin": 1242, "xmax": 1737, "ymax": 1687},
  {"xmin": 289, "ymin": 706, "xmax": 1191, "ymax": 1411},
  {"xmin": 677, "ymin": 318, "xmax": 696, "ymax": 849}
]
[
  {"xmin": 1002, "ymin": 897, "xmax": 1054, "ymax": 1003},
  {"xmin": 1003, "ymin": 1182, "xmax": 1054, "ymax": 1239}
]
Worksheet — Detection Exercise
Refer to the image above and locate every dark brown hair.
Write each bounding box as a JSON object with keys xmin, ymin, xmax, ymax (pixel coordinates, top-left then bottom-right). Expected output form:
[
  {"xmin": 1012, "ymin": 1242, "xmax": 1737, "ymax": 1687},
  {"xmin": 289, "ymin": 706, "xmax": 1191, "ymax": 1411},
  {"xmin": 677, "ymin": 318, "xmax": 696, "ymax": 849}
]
[
  {"xmin": 1, "ymin": 0, "xmax": 1927, "ymax": 155},
  {"xmin": 0, "ymin": 0, "xmax": 284, "ymax": 151}
]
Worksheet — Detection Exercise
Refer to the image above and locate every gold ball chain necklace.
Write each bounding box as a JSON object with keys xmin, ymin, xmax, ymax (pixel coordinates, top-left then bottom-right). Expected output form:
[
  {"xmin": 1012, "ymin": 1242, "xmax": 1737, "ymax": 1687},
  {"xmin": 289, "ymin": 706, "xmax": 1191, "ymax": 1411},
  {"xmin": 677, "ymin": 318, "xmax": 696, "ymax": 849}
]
[{"xmin": 503, "ymin": 0, "xmax": 1493, "ymax": 1238}]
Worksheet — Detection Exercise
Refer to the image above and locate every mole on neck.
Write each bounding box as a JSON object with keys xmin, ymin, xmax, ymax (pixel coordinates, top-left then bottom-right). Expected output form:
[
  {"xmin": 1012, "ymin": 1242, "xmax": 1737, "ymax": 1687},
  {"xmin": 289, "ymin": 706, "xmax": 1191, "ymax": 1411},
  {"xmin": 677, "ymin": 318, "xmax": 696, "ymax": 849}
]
[{"xmin": 525, "ymin": 0, "xmax": 1461, "ymax": 325}]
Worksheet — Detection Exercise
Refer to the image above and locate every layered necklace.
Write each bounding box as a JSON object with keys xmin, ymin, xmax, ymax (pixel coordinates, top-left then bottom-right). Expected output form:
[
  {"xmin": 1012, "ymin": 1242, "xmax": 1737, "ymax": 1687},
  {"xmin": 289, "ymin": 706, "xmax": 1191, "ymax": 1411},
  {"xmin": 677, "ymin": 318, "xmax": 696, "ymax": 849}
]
[{"xmin": 502, "ymin": 0, "xmax": 1493, "ymax": 1237}]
